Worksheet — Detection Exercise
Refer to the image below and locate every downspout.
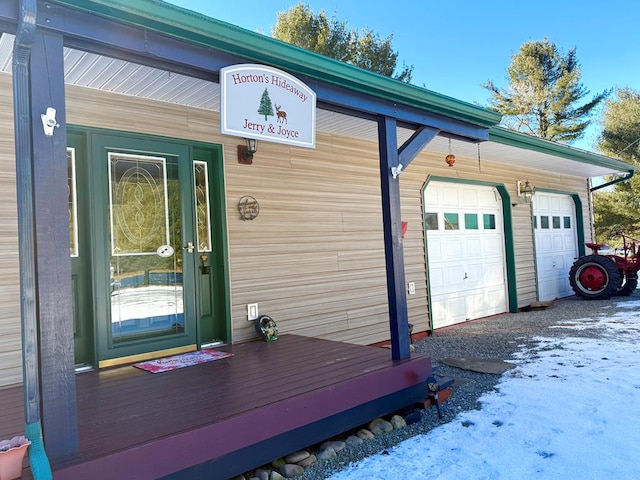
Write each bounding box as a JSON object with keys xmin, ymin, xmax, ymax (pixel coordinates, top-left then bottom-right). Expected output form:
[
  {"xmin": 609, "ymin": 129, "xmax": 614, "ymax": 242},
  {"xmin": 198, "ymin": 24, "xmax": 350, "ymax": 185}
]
[
  {"xmin": 12, "ymin": 0, "xmax": 53, "ymax": 478},
  {"xmin": 590, "ymin": 170, "xmax": 635, "ymax": 192}
]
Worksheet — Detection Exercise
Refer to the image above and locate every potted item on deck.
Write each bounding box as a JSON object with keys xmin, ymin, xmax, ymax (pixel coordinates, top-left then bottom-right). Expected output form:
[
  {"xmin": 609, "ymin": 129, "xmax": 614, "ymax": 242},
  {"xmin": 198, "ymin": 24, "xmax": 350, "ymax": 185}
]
[{"xmin": 0, "ymin": 436, "xmax": 30, "ymax": 480}]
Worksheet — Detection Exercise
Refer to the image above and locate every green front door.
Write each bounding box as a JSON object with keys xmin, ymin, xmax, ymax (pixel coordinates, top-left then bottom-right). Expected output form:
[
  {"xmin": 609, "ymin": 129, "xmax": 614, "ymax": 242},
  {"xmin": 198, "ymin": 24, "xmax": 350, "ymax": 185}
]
[
  {"xmin": 94, "ymin": 134, "xmax": 196, "ymax": 364},
  {"xmin": 70, "ymin": 130, "xmax": 229, "ymax": 367}
]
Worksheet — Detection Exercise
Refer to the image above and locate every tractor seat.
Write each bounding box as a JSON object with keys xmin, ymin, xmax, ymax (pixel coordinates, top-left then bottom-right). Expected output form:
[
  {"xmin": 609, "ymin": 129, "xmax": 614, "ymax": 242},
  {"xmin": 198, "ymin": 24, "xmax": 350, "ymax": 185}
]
[{"xmin": 585, "ymin": 242, "xmax": 609, "ymax": 253}]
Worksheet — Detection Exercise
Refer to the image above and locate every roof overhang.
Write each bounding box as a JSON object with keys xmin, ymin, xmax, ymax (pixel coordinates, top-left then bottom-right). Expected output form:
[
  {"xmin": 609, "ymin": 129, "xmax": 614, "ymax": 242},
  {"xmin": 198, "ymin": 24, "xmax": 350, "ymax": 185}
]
[
  {"xmin": 487, "ymin": 127, "xmax": 635, "ymax": 178},
  {"xmin": 46, "ymin": 0, "xmax": 501, "ymax": 130}
]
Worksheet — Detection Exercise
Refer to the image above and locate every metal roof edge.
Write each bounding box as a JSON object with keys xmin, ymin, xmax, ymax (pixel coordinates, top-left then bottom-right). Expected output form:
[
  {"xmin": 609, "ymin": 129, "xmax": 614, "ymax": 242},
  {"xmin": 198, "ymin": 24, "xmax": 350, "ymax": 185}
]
[
  {"xmin": 488, "ymin": 126, "xmax": 636, "ymax": 174},
  {"xmin": 51, "ymin": 0, "xmax": 502, "ymax": 128}
]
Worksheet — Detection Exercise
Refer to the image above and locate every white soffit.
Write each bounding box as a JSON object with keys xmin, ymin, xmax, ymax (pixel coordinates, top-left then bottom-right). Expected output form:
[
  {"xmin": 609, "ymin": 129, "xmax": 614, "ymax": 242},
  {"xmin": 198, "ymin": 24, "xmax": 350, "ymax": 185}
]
[{"xmin": 0, "ymin": 33, "xmax": 627, "ymax": 178}]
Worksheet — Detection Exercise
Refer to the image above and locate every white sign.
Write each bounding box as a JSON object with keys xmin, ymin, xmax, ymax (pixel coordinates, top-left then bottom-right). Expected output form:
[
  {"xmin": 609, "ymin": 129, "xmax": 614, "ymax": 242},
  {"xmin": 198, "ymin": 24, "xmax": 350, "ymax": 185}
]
[{"xmin": 220, "ymin": 64, "xmax": 316, "ymax": 148}]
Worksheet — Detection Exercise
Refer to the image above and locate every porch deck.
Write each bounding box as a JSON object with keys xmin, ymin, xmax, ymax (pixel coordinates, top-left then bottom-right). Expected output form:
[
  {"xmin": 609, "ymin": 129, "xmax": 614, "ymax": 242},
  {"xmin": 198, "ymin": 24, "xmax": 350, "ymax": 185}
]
[{"xmin": 1, "ymin": 335, "xmax": 431, "ymax": 480}]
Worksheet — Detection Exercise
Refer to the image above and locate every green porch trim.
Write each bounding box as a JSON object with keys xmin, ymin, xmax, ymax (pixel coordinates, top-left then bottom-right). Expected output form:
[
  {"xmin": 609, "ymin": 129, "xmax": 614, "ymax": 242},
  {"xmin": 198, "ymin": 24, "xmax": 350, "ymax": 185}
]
[
  {"xmin": 533, "ymin": 189, "xmax": 586, "ymax": 257},
  {"xmin": 420, "ymin": 177, "xmax": 518, "ymax": 333},
  {"xmin": 51, "ymin": 0, "xmax": 501, "ymax": 128},
  {"xmin": 489, "ymin": 127, "xmax": 635, "ymax": 174}
]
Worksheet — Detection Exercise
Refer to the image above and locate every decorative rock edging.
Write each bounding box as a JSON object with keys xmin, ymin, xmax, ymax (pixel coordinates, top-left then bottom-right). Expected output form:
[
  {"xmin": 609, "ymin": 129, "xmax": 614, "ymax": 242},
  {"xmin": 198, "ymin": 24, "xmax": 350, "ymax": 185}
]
[{"xmin": 231, "ymin": 414, "xmax": 409, "ymax": 480}]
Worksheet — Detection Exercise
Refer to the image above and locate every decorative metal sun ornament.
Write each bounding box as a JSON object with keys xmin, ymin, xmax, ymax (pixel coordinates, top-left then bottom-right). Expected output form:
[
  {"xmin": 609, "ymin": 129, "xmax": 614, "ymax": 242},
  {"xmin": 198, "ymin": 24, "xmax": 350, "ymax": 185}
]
[
  {"xmin": 238, "ymin": 195, "xmax": 260, "ymax": 221},
  {"xmin": 445, "ymin": 138, "xmax": 456, "ymax": 167}
]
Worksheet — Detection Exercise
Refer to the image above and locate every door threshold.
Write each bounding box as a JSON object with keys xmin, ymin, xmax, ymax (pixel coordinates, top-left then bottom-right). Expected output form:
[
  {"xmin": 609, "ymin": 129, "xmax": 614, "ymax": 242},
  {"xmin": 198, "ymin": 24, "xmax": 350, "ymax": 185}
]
[
  {"xmin": 99, "ymin": 344, "xmax": 197, "ymax": 368},
  {"xmin": 75, "ymin": 364, "xmax": 95, "ymax": 374}
]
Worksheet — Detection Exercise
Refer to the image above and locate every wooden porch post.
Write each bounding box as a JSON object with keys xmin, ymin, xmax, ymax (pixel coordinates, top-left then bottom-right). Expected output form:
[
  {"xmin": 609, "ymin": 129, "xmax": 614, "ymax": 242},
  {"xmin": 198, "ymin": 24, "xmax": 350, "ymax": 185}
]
[
  {"xmin": 377, "ymin": 115, "xmax": 411, "ymax": 360},
  {"xmin": 29, "ymin": 29, "xmax": 79, "ymax": 462}
]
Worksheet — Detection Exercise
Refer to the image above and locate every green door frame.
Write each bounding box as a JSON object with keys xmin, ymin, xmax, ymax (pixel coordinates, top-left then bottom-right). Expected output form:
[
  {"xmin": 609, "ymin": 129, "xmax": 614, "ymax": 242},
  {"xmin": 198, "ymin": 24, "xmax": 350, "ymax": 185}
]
[
  {"xmin": 420, "ymin": 176, "xmax": 518, "ymax": 334},
  {"xmin": 68, "ymin": 126, "xmax": 230, "ymax": 366},
  {"xmin": 530, "ymin": 188, "xmax": 586, "ymax": 301}
]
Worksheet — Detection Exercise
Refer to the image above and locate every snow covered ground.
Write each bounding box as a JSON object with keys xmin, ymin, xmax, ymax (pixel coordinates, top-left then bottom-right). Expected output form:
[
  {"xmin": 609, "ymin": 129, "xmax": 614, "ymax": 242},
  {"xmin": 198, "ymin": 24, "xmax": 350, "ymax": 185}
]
[{"xmin": 326, "ymin": 299, "xmax": 640, "ymax": 480}]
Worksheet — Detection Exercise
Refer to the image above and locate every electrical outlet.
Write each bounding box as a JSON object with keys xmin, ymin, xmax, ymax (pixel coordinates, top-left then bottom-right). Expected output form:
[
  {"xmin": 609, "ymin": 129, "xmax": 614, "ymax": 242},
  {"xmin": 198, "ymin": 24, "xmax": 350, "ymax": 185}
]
[
  {"xmin": 247, "ymin": 303, "xmax": 259, "ymax": 321},
  {"xmin": 408, "ymin": 282, "xmax": 416, "ymax": 295}
]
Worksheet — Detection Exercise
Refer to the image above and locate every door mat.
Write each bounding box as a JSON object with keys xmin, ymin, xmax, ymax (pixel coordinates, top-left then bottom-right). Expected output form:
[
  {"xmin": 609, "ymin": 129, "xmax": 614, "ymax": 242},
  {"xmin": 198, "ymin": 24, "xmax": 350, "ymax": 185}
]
[{"xmin": 133, "ymin": 349, "xmax": 234, "ymax": 373}]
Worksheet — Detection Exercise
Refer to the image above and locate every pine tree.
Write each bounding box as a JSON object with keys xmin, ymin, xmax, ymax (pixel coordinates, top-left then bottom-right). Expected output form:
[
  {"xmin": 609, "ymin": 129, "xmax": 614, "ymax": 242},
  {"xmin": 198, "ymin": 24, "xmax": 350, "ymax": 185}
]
[
  {"xmin": 258, "ymin": 88, "xmax": 274, "ymax": 121},
  {"xmin": 593, "ymin": 88, "xmax": 640, "ymax": 243},
  {"xmin": 483, "ymin": 38, "xmax": 608, "ymax": 143},
  {"xmin": 272, "ymin": 3, "xmax": 413, "ymax": 83}
]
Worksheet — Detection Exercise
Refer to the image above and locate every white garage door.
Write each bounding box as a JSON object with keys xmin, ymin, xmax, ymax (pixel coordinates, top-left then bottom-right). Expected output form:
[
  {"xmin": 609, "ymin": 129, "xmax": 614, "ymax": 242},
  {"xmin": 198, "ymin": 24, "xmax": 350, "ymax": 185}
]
[
  {"xmin": 533, "ymin": 192, "xmax": 578, "ymax": 301},
  {"xmin": 424, "ymin": 182, "xmax": 507, "ymax": 329}
]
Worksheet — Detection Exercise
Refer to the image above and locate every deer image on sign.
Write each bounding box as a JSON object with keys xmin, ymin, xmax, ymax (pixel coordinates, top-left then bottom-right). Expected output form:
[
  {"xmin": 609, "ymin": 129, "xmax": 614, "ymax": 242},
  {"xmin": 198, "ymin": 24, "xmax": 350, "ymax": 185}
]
[{"xmin": 275, "ymin": 104, "xmax": 287, "ymax": 124}]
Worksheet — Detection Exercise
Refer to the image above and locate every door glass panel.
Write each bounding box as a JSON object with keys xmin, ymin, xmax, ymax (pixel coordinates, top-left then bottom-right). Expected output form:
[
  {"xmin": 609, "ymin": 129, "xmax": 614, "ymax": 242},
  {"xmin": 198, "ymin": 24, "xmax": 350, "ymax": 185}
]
[
  {"xmin": 464, "ymin": 213, "xmax": 478, "ymax": 230},
  {"xmin": 194, "ymin": 161, "xmax": 212, "ymax": 252},
  {"xmin": 444, "ymin": 213, "xmax": 459, "ymax": 230},
  {"xmin": 68, "ymin": 148, "xmax": 78, "ymax": 257},
  {"xmin": 541, "ymin": 215, "xmax": 549, "ymax": 229},
  {"xmin": 425, "ymin": 212, "xmax": 438, "ymax": 230},
  {"xmin": 483, "ymin": 213, "xmax": 496, "ymax": 230},
  {"xmin": 108, "ymin": 152, "xmax": 184, "ymax": 344}
]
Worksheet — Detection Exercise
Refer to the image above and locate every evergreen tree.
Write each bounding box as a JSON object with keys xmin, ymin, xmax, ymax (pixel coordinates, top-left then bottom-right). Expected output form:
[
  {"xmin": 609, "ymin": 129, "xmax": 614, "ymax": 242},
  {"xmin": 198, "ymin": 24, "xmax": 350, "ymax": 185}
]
[
  {"xmin": 483, "ymin": 38, "xmax": 608, "ymax": 143},
  {"xmin": 258, "ymin": 88, "xmax": 274, "ymax": 121},
  {"xmin": 593, "ymin": 88, "xmax": 640, "ymax": 243},
  {"xmin": 272, "ymin": 3, "xmax": 413, "ymax": 83}
]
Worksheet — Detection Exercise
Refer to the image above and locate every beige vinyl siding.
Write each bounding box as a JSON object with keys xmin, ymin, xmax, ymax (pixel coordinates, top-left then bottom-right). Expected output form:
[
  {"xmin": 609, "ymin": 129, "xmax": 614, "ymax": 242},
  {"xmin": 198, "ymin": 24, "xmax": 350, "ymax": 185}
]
[
  {"xmin": 0, "ymin": 75, "xmax": 597, "ymax": 388},
  {"xmin": 0, "ymin": 73, "xmax": 22, "ymax": 388},
  {"xmin": 63, "ymin": 85, "xmax": 599, "ymax": 344}
]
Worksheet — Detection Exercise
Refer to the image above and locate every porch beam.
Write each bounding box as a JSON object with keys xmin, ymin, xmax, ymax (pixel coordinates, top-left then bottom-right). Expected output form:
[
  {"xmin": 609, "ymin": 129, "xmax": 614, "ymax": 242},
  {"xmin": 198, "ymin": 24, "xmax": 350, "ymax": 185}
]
[
  {"xmin": 399, "ymin": 126, "xmax": 440, "ymax": 168},
  {"xmin": 29, "ymin": 28, "xmax": 79, "ymax": 463},
  {"xmin": 378, "ymin": 116, "xmax": 411, "ymax": 361}
]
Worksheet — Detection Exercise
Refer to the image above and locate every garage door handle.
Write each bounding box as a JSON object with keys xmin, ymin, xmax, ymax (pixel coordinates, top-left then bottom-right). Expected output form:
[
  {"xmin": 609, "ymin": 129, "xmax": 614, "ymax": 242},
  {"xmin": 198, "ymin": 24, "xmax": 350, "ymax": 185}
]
[{"xmin": 464, "ymin": 272, "xmax": 468, "ymax": 279}]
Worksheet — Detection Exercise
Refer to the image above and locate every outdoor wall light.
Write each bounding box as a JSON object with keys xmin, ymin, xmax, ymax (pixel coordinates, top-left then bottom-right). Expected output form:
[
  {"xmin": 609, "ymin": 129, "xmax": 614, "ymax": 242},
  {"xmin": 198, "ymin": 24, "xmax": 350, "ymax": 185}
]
[
  {"xmin": 237, "ymin": 138, "xmax": 258, "ymax": 165},
  {"xmin": 517, "ymin": 180, "xmax": 534, "ymax": 203},
  {"xmin": 41, "ymin": 107, "xmax": 59, "ymax": 137},
  {"xmin": 391, "ymin": 163, "xmax": 404, "ymax": 179}
]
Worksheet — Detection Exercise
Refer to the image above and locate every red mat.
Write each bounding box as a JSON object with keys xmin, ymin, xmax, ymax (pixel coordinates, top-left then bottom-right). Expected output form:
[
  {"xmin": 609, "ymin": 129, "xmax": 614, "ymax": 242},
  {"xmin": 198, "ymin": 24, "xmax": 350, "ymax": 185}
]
[{"xmin": 133, "ymin": 349, "xmax": 233, "ymax": 373}]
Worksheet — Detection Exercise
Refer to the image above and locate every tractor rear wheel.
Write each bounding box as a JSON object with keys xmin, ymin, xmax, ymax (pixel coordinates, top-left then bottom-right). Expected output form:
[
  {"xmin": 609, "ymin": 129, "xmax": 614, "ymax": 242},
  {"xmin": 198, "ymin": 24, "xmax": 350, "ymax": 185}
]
[
  {"xmin": 615, "ymin": 271, "xmax": 638, "ymax": 296},
  {"xmin": 569, "ymin": 255, "xmax": 621, "ymax": 300}
]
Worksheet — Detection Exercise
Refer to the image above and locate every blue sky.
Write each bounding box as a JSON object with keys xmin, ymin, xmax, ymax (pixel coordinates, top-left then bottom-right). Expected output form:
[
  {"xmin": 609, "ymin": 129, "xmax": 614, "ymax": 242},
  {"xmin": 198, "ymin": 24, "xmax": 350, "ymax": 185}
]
[{"xmin": 166, "ymin": 0, "xmax": 639, "ymax": 151}]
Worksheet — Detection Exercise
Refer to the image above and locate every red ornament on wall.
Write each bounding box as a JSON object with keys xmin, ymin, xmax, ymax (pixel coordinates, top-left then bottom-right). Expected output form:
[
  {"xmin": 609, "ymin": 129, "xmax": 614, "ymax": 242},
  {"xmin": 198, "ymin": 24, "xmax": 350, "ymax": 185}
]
[{"xmin": 445, "ymin": 154, "xmax": 456, "ymax": 167}]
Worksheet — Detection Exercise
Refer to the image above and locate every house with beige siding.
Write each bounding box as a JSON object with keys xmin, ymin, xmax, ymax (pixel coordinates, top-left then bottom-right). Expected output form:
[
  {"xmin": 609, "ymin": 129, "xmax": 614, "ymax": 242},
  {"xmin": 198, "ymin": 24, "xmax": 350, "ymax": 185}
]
[{"xmin": 0, "ymin": 1, "xmax": 633, "ymax": 478}]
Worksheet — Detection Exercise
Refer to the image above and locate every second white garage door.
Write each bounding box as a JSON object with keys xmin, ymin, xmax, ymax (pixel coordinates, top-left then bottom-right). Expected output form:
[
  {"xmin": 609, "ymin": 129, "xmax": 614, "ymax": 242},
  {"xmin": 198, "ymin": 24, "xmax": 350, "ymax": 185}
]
[
  {"xmin": 533, "ymin": 192, "xmax": 578, "ymax": 301},
  {"xmin": 424, "ymin": 182, "xmax": 507, "ymax": 329}
]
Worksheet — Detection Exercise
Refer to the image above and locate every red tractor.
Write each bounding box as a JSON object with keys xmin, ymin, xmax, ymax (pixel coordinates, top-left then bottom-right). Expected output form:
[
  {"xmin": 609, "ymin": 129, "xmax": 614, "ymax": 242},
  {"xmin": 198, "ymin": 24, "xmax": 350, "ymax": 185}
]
[{"xmin": 569, "ymin": 233, "xmax": 640, "ymax": 300}]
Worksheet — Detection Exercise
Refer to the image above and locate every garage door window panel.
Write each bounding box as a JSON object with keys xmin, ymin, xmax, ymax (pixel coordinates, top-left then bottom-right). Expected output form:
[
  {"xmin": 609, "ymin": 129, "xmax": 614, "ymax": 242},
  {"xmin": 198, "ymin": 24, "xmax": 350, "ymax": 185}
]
[
  {"xmin": 465, "ymin": 213, "xmax": 479, "ymax": 230},
  {"xmin": 444, "ymin": 213, "xmax": 459, "ymax": 230},
  {"xmin": 425, "ymin": 212, "xmax": 438, "ymax": 231},
  {"xmin": 541, "ymin": 216, "xmax": 550, "ymax": 229},
  {"xmin": 483, "ymin": 213, "xmax": 496, "ymax": 230}
]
